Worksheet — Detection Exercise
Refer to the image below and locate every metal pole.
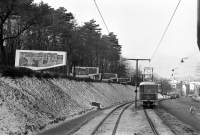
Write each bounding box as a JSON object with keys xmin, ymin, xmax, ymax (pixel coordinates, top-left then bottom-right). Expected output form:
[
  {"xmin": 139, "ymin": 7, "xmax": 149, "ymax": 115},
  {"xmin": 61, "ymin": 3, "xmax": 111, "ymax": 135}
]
[
  {"xmin": 198, "ymin": 0, "xmax": 200, "ymax": 50},
  {"xmin": 135, "ymin": 60, "xmax": 138, "ymax": 109},
  {"xmin": 152, "ymin": 68, "xmax": 154, "ymax": 81},
  {"xmin": 181, "ymin": 81, "xmax": 183, "ymax": 96},
  {"xmin": 161, "ymin": 78, "xmax": 163, "ymax": 93},
  {"xmin": 127, "ymin": 58, "xmax": 150, "ymax": 109}
]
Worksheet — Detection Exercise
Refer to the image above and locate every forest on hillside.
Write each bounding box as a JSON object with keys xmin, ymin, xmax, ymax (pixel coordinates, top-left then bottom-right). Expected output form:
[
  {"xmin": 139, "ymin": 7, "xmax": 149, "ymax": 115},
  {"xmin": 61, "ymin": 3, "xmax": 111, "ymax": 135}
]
[{"xmin": 0, "ymin": 0, "xmax": 133, "ymax": 78}]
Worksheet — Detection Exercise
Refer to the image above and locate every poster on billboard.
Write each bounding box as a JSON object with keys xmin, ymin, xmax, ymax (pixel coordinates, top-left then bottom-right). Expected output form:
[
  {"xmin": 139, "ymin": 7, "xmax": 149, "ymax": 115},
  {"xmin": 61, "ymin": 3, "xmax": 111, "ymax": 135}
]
[
  {"xmin": 72, "ymin": 67, "xmax": 99, "ymax": 77},
  {"xmin": 15, "ymin": 50, "xmax": 67, "ymax": 70},
  {"xmin": 117, "ymin": 78, "xmax": 131, "ymax": 83},
  {"xmin": 101, "ymin": 73, "xmax": 118, "ymax": 81}
]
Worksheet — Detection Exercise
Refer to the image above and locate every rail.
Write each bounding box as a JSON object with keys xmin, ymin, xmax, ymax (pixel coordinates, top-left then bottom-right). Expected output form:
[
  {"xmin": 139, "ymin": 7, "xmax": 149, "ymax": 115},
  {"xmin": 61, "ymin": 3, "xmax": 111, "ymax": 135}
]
[
  {"xmin": 90, "ymin": 102, "xmax": 134, "ymax": 135},
  {"xmin": 144, "ymin": 109, "xmax": 159, "ymax": 135}
]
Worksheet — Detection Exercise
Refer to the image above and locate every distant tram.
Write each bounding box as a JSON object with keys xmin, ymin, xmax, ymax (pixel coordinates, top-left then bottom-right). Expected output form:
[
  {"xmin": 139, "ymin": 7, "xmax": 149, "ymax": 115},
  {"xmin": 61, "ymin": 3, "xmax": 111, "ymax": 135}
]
[{"xmin": 139, "ymin": 81, "xmax": 158, "ymax": 107}]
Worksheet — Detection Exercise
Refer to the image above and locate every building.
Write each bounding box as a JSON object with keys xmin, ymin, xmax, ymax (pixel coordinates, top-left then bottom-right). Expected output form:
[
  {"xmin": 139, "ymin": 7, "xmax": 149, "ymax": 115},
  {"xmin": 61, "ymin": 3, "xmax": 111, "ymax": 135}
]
[
  {"xmin": 169, "ymin": 79, "xmax": 187, "ymax": 96},
  {"xmin": 170, "ymin": 79, "xmax": 178, "ymax": 89},
  {"xmin": 189, "ymin": 82, "xmax": 200, "ymax": 98}
]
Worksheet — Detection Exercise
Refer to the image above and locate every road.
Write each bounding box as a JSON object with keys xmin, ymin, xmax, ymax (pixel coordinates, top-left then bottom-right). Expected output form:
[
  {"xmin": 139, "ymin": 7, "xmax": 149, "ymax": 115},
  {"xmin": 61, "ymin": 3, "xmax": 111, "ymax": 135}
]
[{"xmin": 158, "ymin": 97, "xmax": 200, "ymax": 134}]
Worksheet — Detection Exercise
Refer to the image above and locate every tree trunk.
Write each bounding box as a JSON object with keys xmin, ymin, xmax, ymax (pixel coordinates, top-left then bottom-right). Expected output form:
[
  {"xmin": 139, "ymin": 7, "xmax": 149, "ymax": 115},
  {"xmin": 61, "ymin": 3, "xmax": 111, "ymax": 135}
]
[
  {"xmin": 0, "ymin": 39, "xmax": 7, "ymax": 65},
  {"xmin": 72, "ymin": 61, "xmax": 76, "ymax": 77}
]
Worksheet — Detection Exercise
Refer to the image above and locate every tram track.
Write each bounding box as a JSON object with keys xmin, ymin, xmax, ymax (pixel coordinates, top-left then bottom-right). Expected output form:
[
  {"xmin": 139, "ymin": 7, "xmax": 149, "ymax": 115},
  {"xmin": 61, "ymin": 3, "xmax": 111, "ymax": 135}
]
[
  {"xmin": 144, "ymin": 108, "xmax": 159, "ymax": 135},
  {"xmin": 72, "ymin": 102, "xmax": 195, "ymax": 135},
  {"xmin": 90, "ymin": 102, "xmax": 134, "ymax": 135},
  {"xmin": 154, "ymin": 108, "xmax": 180, "ymax": 135},
  {"xmin": 144, "ymin": 108, "xmax": 180, "ymax": 135}
]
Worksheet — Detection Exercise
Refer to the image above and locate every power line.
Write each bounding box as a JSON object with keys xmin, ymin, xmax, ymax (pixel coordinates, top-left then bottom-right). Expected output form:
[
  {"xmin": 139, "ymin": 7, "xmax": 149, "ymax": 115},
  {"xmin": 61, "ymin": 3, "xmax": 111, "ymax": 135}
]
[
  {"xmin": 151, "ymin": 0, "xmax": 182, "ymax": 60},
  {"xmin": 93, "ymin": 0, "xmax": 110, "ymax": 34}
]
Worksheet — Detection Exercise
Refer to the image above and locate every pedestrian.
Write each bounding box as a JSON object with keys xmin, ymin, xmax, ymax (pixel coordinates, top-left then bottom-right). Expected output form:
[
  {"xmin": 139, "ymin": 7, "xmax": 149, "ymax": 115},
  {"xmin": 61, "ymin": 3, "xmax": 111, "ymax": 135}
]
[{"xmin": 190, "ymin": 106, "xmax": 196, "ymax": 115}]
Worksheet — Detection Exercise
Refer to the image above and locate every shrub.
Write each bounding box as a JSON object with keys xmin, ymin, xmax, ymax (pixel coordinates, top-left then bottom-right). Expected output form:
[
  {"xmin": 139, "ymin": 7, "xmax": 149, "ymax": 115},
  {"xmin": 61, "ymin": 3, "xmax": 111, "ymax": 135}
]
[
  {"xmin": 50, "ymin": 73, "xmax": 60, "ymax": 78},
  {"xmin": 2, "ymin": 66, "xmax": 35, "ymax": 78},
  {"xmin": 42, "ymin": 73, "xmax": 52, "ymax": 78},
  {"xmin": 34, "ymin": 72, "xmax": 42, "ymax": 79},
  {"xmin": 0, "ymin": 66, "xmax": 124, "ymax": 84},
  {"xmin": 19, "ymin": 67, "xmax": 35, "ymax": 77},
  {"xmin": 60, "ymin": 74, "xmax": 68, "ymax": 78}
]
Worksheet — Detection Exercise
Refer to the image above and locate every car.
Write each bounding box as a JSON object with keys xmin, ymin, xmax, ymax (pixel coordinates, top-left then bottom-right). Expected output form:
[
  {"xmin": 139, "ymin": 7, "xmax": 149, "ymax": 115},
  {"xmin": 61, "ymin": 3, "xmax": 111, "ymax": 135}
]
[
  {"xmin": 169, "ymin": 92, "xmax": 176, "ymax": 99},
  {"xmin": 175, "ymin": 93, "xmax": 179, "ymax": 98},
  {"xmin": 170, "ymin": 94, "xmax": 176, "ymax": 99}
]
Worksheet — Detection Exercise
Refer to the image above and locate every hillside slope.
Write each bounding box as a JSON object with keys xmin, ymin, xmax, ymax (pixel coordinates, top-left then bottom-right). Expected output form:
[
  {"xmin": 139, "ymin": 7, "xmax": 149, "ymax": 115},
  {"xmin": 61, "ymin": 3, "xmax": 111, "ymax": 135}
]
[{"xmin": 0, "ymin": 77, "xmax": 135, "ymax": 135}]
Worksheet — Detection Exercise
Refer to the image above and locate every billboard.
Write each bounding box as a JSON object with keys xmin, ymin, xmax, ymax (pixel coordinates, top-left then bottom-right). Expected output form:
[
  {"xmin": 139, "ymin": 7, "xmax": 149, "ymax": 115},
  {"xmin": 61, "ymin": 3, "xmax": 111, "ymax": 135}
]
[
  {"xmin": 118, "ymin": 78, "xmax": 131, "ymax": 83},
  {"xmin": 102, "ymin": 73, "xmax": 118, "ymax": 79},
  {"xmin": 100, "ymin": 73, "xmax": 118, "ymax": 81},
  {"xmin": 15, "ymin": 50, "xmax": 67, "ymax": 70},
  {"xmin": 72, "ymin": 67, "xmax": 99, "ymax": 77}
]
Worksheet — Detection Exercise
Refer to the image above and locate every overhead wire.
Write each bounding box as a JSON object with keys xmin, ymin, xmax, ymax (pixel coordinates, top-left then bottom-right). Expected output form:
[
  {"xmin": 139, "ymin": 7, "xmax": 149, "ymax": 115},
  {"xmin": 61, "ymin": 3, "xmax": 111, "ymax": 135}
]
[
  {"xmin": 150, "ymin": 0, "xmax": 182, "ymax": 61},
  {"xmin": 93, "ymin": 0, "xmax": 110, "ymax": 34}
]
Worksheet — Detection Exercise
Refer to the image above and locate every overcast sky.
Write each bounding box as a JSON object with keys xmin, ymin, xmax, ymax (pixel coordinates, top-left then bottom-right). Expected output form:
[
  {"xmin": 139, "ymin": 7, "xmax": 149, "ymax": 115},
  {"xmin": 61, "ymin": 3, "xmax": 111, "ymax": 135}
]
[{"xmin": 34, "ymin": 0, "xmax": 199, "ymax": 80}]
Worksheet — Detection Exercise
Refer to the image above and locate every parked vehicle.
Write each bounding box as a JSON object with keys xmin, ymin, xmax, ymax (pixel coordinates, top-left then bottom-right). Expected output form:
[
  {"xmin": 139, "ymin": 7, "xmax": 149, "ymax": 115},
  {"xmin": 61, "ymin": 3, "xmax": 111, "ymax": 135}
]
[
  {"xmin": 169, "ymin": 92, "xmax": 176, "ymax": 99},
  {"xmin": 175, "ymin": 93, "xmax": 179, "ymax": 98}
]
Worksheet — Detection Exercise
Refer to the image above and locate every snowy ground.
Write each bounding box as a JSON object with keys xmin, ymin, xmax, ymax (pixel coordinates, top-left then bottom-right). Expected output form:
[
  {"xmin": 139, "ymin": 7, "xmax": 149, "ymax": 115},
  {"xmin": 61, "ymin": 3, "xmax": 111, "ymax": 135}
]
[
  {"xmin": 1, "ymin": 76, "xmax": 193, "ymax": 135},
  {"xmin": 71, "ymin": 103, "xmax": 195, "ymax": 135},
  {"xmin": 158, "ymin": 94, "xmax": 170, "ymax": 99},
  {"xmin": 0, "ymin": 77, "xmax": 136, "ymax": 135}
]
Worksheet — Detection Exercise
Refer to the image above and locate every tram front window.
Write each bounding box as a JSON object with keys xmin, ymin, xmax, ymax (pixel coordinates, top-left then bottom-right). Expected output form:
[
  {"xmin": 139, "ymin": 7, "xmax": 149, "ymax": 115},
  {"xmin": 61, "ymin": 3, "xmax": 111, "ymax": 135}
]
[{"xmin": 140, "ymin": 85, "xmax": 157, "ymax": 93}]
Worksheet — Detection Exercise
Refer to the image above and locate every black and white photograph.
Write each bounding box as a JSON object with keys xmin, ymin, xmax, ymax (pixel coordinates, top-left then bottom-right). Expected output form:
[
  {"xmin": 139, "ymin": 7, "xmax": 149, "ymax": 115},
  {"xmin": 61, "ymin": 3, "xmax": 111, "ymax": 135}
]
[{"xmin": 0, "ymin": 0, "xmax": 200, "ymax": 135}]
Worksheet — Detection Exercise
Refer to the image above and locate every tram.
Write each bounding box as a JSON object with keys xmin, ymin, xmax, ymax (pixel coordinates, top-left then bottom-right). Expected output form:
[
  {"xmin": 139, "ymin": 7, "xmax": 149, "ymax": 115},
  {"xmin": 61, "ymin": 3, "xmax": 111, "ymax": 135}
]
[{"xmin": 139, "ymin": 81, "xmax": 158, "ymax": 107}]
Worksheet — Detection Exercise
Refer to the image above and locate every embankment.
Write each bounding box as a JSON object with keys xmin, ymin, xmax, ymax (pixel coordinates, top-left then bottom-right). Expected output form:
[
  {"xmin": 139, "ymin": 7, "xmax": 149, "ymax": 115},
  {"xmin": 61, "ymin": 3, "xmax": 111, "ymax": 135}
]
[{"xmin": 0, "ymin": 77, "xmax": 135, "ymax": 135}]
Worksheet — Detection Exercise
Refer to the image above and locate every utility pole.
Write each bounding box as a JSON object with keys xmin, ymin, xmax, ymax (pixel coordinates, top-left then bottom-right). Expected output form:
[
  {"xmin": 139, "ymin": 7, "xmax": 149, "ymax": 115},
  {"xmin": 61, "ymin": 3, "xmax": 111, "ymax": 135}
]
[
  {"xmin": 152, "ymin": 68, "xmax": 154, "ymax": 81},
  {"xmin": 161, "ymin": 77, "xmax": 163, "ymax": 94},
  {"xmin": 198, "ymin": 0, "xmax": 200, "ymax": 50},
  {"xmin": 128, "ymin": 59, "xmax": 150, "ymax": 109}
]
